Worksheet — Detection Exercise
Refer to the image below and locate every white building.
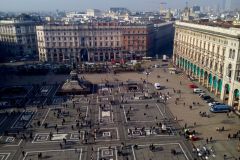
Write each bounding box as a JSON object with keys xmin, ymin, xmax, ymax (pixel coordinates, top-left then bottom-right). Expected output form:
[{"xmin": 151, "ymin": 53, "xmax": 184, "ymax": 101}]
[
  {"xmin": 173, "ymin": 21, "xmax": 240, "ymax": 111},
  {"xmin": 86, "ymin": 9, "xmax": 102, "ymax": 17},
  {"xmin": 0, "ymin": 19, "xmax": 38, "ymax": 57}
]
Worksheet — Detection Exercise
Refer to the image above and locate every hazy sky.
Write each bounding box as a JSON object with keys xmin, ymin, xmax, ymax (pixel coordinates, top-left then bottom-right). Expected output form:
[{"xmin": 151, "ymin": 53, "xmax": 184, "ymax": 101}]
[{"xmin": 0, "ymin": 0, "xmax": 223, "ymax": 12}]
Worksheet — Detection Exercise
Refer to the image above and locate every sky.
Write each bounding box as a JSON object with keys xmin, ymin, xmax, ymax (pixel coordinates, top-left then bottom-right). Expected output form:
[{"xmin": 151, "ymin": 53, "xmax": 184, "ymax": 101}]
[{"xmin": 0, "ymin": 0, "xmax": 223, "ymax": 12}]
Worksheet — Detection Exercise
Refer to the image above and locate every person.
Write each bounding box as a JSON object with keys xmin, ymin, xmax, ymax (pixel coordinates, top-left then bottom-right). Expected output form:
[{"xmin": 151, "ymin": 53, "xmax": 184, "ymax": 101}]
[
  {"xmin": 194, "ymin": 122, "xmax": 196, "ymax": 127},
  {"xmin": 228, "ymin": 133, "xmax": 231, "ymax": 139}
]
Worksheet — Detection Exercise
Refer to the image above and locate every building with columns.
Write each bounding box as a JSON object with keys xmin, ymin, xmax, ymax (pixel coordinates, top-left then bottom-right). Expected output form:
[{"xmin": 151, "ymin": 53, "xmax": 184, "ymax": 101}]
[
  {"xmin": 173, "ymin": 21, "xmax": 240, "ymax": 111},
  {"xmin": 0, "ymin": 19, "xmax": 38, "ymax": 59},
  {"xmin": 36, "ymin": 22, "xmax": 154, "ymax": 63}
]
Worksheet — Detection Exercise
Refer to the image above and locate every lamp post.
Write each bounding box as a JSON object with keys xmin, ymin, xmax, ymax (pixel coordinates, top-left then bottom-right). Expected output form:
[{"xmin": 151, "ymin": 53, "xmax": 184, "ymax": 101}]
[{"xmin": 145, "ymin": 70, "xmax": 151, "ymax": 94}]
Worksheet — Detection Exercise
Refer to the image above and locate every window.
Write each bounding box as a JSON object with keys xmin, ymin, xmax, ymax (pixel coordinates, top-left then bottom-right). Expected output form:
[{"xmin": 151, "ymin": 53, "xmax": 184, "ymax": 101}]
[
  {"xmin": 227, "ymin": 64, "xmax": 232, "ymax": 78},
  {"xmin": 229, "ymin": 49, "xmax": 232, "ymax": 58},
  {"xmin": 232, "ymin": 50, "xmax": 235, "ymax": 59}
]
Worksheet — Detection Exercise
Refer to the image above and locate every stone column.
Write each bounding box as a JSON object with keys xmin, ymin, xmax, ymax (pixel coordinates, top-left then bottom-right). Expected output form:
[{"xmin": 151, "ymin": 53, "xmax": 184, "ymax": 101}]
[
  {"xmin": 62, "ymin": 53, "xmax": 65, "ymax": 64},
  {"xmin": 103, "ymin": 52, "xmax": 106, "ymax": 62},
  {"xmin": 51, "ymin": 53, "xmax": 54, "ymax": 62},
  {"xmin": 228, "ymin": 87, "xmax": 234, "ymax": 106},
  {"xmin": 57, "ymin": 53, "xmax": 60, "ymax": 62},
  {"xmin": 98, "ymin": 53, "xmax": 100, "ymax": 61}
]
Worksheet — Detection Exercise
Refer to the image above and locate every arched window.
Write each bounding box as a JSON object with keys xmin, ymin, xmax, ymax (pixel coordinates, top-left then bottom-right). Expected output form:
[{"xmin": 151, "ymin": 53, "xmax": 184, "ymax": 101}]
[
  {"xmin": 229, "ymin": 49, "xmax": 232, "ymax": 58},
  {"xmin": 232, "ymin": 50, "xmax": 235, "ymax": 59},
  {"xmin": 227, "ymin": 64, "xmax": 232, "ymax": 78}
]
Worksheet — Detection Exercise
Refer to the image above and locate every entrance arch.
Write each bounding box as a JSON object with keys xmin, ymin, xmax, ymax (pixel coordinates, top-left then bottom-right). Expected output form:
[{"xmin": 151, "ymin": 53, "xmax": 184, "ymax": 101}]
[
  {"xmin": 80, "ymin": 48, "xmax": 89, "ymax": 62},
  {"xmin": 233, "ymin": 89, "xmax": 239, "ymax": 110},
  {"xmin": 208, "ymin": 73, "xmax": 213, "ymax": 89},
  {"xmin": 213, "ymin": 76, "xmax": 217, "ymax": 92},
  {"xmin": 223, "ymin": 84, "xmax": 230, "ymax": 103},
  {"xmin": 204, "ymin": 71, "xmax": 208, "ymax": 86},
  {"xmin": 217, "ymin": 79, "xmax": 222, "ymax": 96}
]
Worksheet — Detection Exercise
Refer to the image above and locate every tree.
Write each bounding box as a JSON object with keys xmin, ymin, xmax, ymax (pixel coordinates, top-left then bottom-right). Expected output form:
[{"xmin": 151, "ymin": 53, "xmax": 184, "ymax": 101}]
[{"xmin": 133, "ymin": 63, "xmax": 142, "ymax": 71}]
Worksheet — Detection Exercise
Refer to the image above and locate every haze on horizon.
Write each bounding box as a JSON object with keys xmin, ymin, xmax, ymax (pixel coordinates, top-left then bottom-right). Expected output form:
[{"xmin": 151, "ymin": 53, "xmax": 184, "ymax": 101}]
[{"xmin": 0, "ymin": 0, "xmax": 223, "ymax": 12}]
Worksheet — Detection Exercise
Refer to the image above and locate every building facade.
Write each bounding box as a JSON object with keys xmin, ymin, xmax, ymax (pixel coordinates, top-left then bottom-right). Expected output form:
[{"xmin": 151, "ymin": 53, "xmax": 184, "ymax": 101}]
[
  {"xmin": 173, "ymin": 21, "xmax": 240, "ymax": 111},
  {"xmin": 0, "ymin": 20, "xmax": 38, "ymax": 59},
  {"xmin": 36, "ymin": 22, "xmax": 155, "ymax": 63},
  {"xmin": 121, "ymin": 24, "xmax": 154, "ymax": 59}
]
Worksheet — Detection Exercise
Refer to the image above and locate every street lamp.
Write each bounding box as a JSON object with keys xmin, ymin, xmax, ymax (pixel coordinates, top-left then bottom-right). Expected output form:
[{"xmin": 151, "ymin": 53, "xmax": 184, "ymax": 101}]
[{"xmin": 145, "ymin": 70, "xmax": 151, "ymax": 94}]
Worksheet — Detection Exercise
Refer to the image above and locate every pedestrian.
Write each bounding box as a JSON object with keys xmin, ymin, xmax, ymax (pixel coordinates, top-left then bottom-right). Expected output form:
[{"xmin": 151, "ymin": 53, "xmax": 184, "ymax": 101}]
[
  {"xmin": 183, "ymin": 102, "xmax": 185, "ymax": 106},
  {"xmin": 228, "ymin": 133, "xmax": 231, "ymax": 139},
  {"xmin": 184, "ymin": 123, "xmax": 187, "ymax": 128},
  {"xmin": 193, "ymin": 122, "xmax": 196, "ymax": 127},
  {"xmin": 210, "ymin": 137, "xmax": 213, "ymax": 142},
  {"xmin": 206, "ymin": 138, "xmax": 209, "ymax": 144},
  {"xmin": 189, "ymin": 105, "xmax": 192, "ymax": 110}
]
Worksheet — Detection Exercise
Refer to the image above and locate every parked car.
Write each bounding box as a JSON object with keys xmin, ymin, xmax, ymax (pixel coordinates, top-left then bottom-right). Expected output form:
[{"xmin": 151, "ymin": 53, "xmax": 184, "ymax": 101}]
[
  {"xmin": 201, "ymin": 95, "xmax": 212, "ymax": 100},
  {"xmin": 210, "ymin": 105, "xmax": 231, "ymax": 113},
  {"xmin": 205, "ymin": 98, "xmax": 215, "ymax": 103},
  {"xmin": 193, "ymin": 88, "xmax": 204, "ymax": 94},
  {"xmin": 208, "ymin": 102, "xmax": 224, "ymax": 107},
  {"xmin": 154, "ymin": 83, "xmax": 161, "ymax": 90},
  {"xmin": 189, "ymin": 84, "xmax": 198, "ymax": 89}
]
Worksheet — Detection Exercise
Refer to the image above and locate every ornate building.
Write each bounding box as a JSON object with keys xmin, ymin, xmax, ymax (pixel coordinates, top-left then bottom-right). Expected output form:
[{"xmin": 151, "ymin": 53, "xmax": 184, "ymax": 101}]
[
  {"xmin": 36, "ymin": 22, "xmax": 154, "ymax": 63},
  {"xmin": 173, "ymin": 21, "xmax": 240, "ymax": 111},
  {"xmin": 0, "ymin": 19, "xmax": 38, "ymax": 58}
]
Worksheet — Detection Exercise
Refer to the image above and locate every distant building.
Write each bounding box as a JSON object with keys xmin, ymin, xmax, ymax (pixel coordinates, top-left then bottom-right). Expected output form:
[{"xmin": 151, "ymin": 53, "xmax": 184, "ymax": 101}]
[
  {"xmin": 109, "ymin": 8, "xmax": 130, "ymax": 15},
  {"xmin": 36, "ymin": 22, "xmax": 173, "ymax": 63},
  {"xmin": 173, "ymin": 21, "xmax": 240, "ymax": 111},
  {"xmin": 181, "ymin": 5, "xmax": 194, "ymax": 22},
  {"xmin": 0, "ymin": 19, "xmax": 38, "ymax": 60},
  {"xmin": 121, "ymin": 24, "xmax": 154, "ymax": 59},
  {"xmin": 86, "ymin": 9, "xmax": 102, "ymax": 17},
  {"xmin": 225, "ymin": 0, "xmax": 240, "ymax": 11}
]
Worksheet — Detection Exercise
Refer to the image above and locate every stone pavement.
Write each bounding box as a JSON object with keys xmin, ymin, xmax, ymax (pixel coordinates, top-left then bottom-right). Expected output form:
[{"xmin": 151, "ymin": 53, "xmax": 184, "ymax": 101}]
[{"xmin": 83, "ymin": 59, "xmax": 240, "ymax": 159}]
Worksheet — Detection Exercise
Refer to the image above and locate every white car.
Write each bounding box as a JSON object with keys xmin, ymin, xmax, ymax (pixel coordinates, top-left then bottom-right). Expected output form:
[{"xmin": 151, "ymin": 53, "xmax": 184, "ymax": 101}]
[
  {"xmin": 193, "ymin": 88, "xmax": 204, "ymax": 94},
  {"xmin": 208, "ymin": 102, "xmax": 224, "ymax": 107},
  {"xmin": 154, "ymin": 83, "xmax": 161, "ymax": 90}
]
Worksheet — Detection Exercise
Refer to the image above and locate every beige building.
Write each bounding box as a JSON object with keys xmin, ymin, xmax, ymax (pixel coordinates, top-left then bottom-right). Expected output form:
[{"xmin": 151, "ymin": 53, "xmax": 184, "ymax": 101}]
[
  {"xmin": 36, "ymin": 22, "xmax": 156, "ymax": 63},
  {"xmin": 173, "ymin": 21, "xmax": 240, "ymax": 111},
  {"xmin": 37, "ymin": 22, "xmax": 122, "ymax": 63},
  {"xmin": 0, "ymin": 19, "xmax": 37, "ymax": 58}
]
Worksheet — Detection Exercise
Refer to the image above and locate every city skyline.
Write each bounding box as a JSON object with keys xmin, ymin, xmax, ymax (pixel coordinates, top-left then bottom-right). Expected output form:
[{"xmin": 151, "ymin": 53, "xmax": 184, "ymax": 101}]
[{"xmin": 0, "ymin": 0, "xmax": 225, "ymax": 12}]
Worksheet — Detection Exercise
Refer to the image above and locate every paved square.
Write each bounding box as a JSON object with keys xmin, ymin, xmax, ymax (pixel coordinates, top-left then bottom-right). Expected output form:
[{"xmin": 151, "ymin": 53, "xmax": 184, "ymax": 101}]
[
  {"xmin": 94, "ymin": 128, "xmax": 119, "ymax": 141},
  {"xmin": 128, "ymin": 126, "xmax": 174, "ymax": 137},
  {"xmin": 0, "ymin": 136, "xmax": 22, "ymax": 146},
  {"xmin": 11, "ymin": 111, "xmax": 35, "ymax": 129},
  {"xmin": 97, "ymin": 147, "xmax": 117, "ymax": 160},
  {"xmin": 132, "ymin": 143, "xmax": 189, "ymax": 160},
  {"xmin": 41, "ymin": 105, "xmax": 88, "ymax": 126},
  {"xmin": 23, "ymin": 149, "xmax": 82, "ymax": 160},
  {"xmin": 99, "ymin": 104, "xmax": 114, "ymax": 123},
  {"xmin": 123, "ymin": 103, "xmax": 163, "ymax": 122},
  {"xmin": 0, "ymin": 153, "xmax": 10, "ymax": 160},
  {"xmin": 32, "ymin": 132, "xmax": 84, "ymax": 143}
]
